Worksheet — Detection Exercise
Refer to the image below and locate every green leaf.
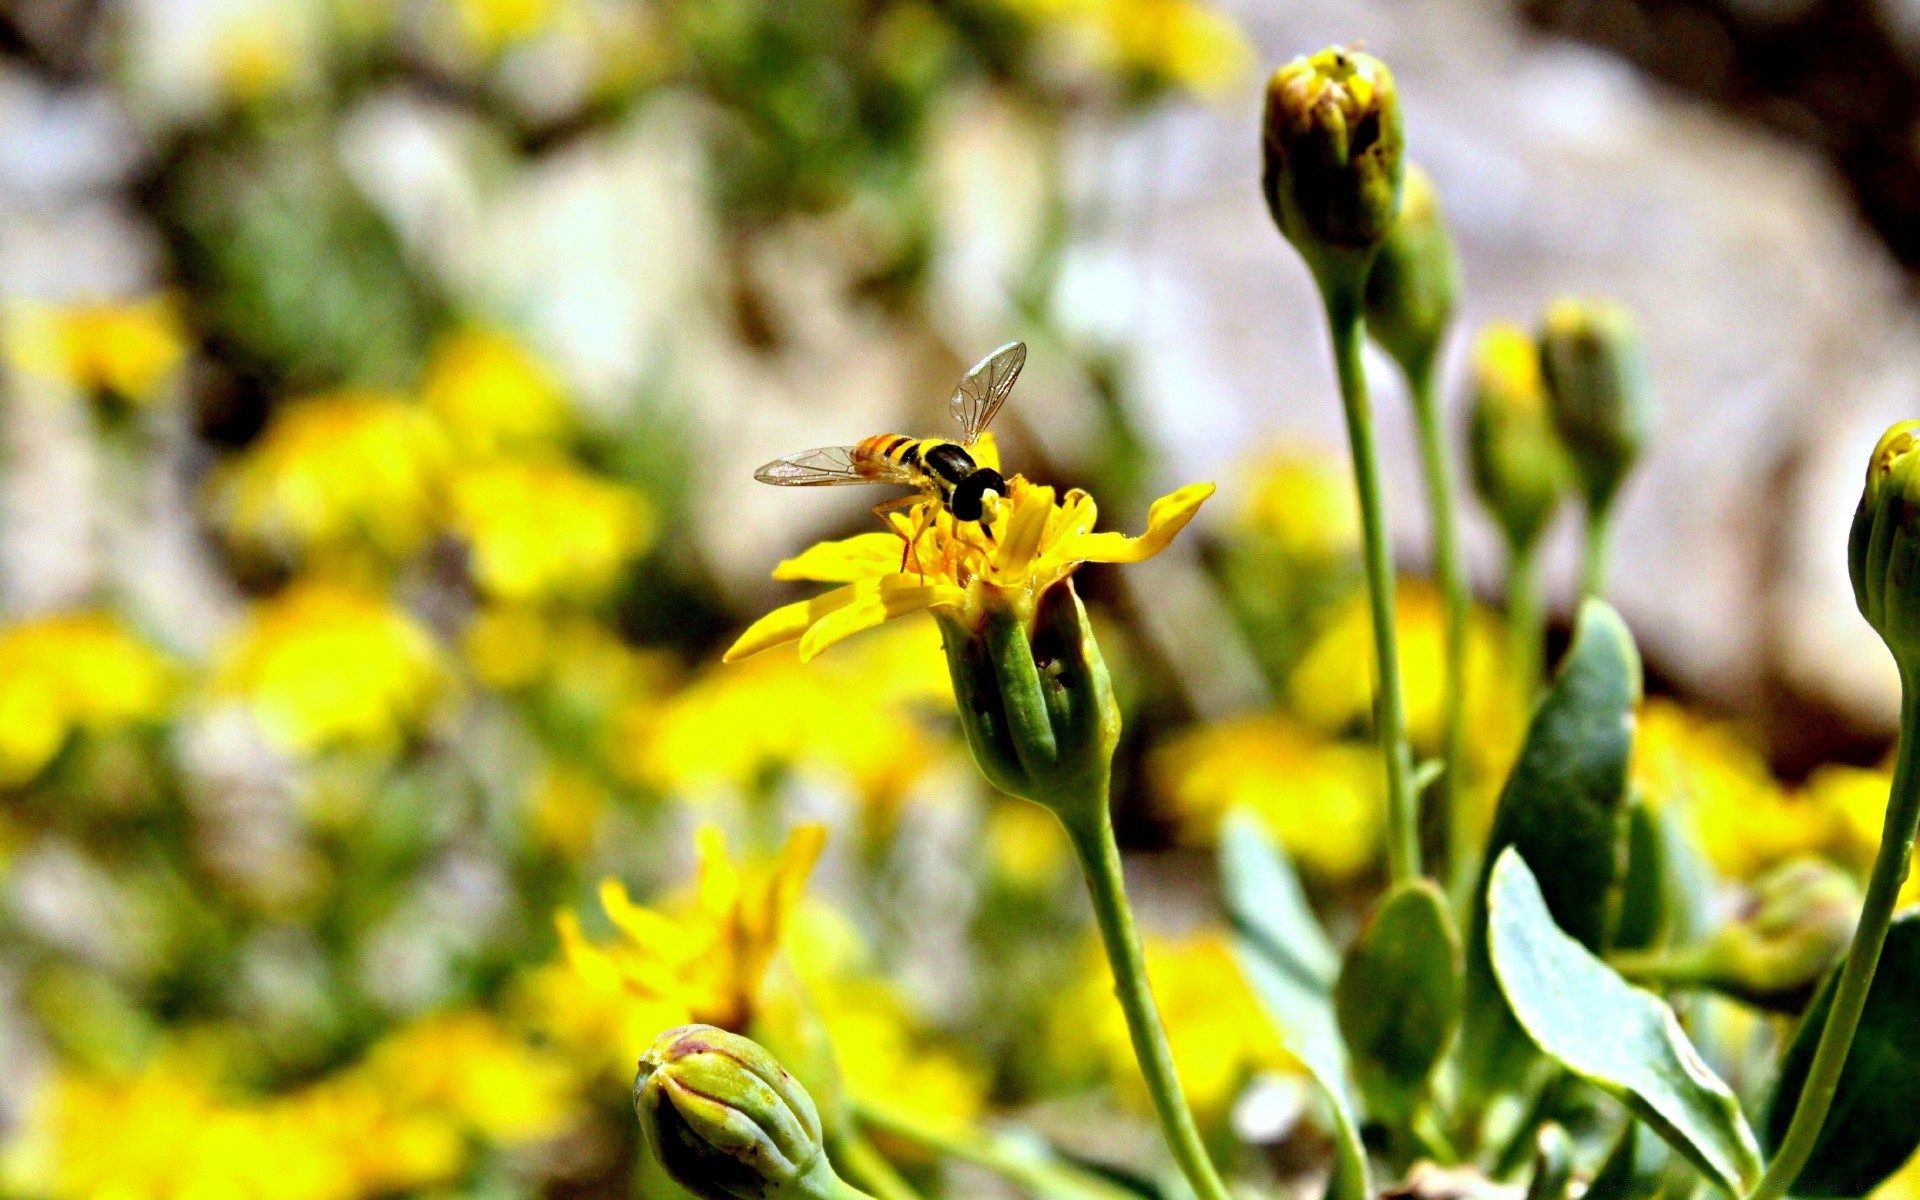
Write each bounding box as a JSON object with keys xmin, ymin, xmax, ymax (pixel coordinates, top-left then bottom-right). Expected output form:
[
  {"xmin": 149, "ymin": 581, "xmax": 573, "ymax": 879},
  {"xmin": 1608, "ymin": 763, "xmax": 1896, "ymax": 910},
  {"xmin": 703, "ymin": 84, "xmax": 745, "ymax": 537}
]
[
  {"xmin": 1585, "ymin": 1122, "xmax": 1672, "ymax": 1200},
  {"xmin": 1613, "ymin": 795, "xmax": 1665, "ymax": 952},
  {"xmin": 1463, "ymin": 600, "xmax": 1642, "ymax": 1093},
  {"xmin": 1488, "ymin": 850, "xmax": 1762, "ymax": 1195},
  {"xmin": 1762, "ymin": 907, "xmax": 1920, "ymax": 1197},
  {"xmin": 1220, "ymin": 808, "xmax": 1337, "ymax": 989},
  {"xmin": 1333, "ymin": 880, "xmax": 1461, "ymax": 1122}
]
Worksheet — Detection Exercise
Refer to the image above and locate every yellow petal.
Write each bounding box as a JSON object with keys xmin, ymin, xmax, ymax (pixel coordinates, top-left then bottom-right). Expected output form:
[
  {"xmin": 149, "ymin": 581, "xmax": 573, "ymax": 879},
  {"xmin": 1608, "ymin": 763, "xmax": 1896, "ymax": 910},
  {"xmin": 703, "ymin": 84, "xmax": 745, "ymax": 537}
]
[
  {"xmin": 694, "ymin": 824, "xmax": 742, "ymax": 916},
  {"xmin": 971, "ymin": 432, "xmax": 1001, "ymax": 472},
  {"xmin": 597, "ymin": 878, "xmax": 683, "ymax": 949},
  {"xmin": 772, "ymin": 533, "xmax": 904, "ymax": 583},
  {"xmin": 747, "ymin": 823, "xmax": 826, "ymax": 951},
  {"xmin": 797, "ymin": 577, "xmax": 964, "ymax": 662},
  {"xmin": 556, "ymin": 911, "xmax": 624, "ymax": 991},
  {"xmin": 723, "ymin": 582, "xmax": 869, "ymax": 662},
  {"xmin": 1049, "ymin": 482, "xmax": 1215, "ymax": 566},
  {"xmin": 992, "ymin": 484, "xmax": 1055, "ymax": 578}
]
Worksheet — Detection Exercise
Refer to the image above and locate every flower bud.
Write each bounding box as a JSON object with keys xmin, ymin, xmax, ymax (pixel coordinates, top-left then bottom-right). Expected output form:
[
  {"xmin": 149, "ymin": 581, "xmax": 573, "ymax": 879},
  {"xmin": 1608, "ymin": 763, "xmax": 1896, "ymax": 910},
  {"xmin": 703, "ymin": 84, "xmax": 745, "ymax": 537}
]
[
  {"xmin": 1610, "ymin": 858, "xmax": 1860, "ymax": 1013},
  {"xmin": 1262, "ymin": 47, "xmax": 1405, "ymax": 291},
  {"xmin": 1468, "ymin": 322, "xmax": 1571, "ymax": 554},
  {"xmin": 1851, "ymin": 421, "xmax": 1920, "ymax": 668},
  {"xmin": 1537, "ymin": 298, "xmax": 1652, "ymax": 515},
  {"xmin": 936, "ymin": 579, "xmax": 1119, "ymax": 821},
  {"xmin": 1363, "ymin": 164, "xmax": 1460, "ymax": 380},
  {"xmin": 635, "ymin": 1025, "xmax": 838, "ymax": 1200}
]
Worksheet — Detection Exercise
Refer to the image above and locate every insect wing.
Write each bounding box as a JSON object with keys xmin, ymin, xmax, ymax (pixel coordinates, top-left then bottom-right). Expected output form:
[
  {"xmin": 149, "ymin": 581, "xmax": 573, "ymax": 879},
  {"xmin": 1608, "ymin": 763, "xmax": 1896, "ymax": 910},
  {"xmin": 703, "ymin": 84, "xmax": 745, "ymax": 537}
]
[
  {"xmin": 754, "ymin": 445, "xmax": 903, "ymax": 487},
  {"xmin": 949, "ymin": 340, "xmax": 1027, "ymax": 445}
]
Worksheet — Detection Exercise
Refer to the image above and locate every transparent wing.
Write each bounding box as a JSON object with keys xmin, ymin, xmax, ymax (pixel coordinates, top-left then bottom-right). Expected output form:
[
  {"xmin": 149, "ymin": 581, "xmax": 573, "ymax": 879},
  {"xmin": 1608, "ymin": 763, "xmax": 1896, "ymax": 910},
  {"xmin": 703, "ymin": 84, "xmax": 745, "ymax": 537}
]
[
  {"xmin": 754, "ymin": 445, "xmax": 908, "ymax": 487},
  {"xmin": 949, "ymin": 340, "xmax": 1027, "ymax": 445}
]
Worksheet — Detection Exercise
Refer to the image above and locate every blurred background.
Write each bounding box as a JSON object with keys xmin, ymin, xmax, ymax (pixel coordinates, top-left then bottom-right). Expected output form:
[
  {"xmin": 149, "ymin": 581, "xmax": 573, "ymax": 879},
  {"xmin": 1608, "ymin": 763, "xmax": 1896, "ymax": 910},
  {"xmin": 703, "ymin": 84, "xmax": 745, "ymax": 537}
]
[{"xmin": 2, "ymin": 0, "xmax": 1919, "ymax": 1197}]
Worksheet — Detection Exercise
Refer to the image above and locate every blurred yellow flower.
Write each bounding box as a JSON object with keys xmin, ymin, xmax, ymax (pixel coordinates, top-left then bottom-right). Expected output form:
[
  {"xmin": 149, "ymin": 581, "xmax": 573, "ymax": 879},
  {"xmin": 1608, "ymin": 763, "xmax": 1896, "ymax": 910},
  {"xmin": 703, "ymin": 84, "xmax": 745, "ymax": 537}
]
[
  {"xmin": 809, "ymin": 975, "xmax": 987, "ymax": 1134},
  {"xmin": 355, "ymin": 1009, "xmax": 576, "ymax": 1144},
  {"xmin": 1288, "ymin": 584, "xmax": 1523, "ymax": 775},
  {"xmin": 449, "ymin": 461, "xmax": 652, "ymax": 603},
  {"xmin": 996, "ymin": 0, "xmax": 1252, "ymax": 96},
  {"xmin": 1049, "ymin": 932, "xmax": 1288, "ymax": 1120},
  {"xmin": 983, "ymin": 799, "xmax": 1072, "ymax": 892},
  {"xmin": 1635, "ymin": 700, "xmax": 1823, "ymax": 880},
  {"xmin": 0, "ymin": 614, "xmax": 173, "ymax": 787},
  {"xmin": 556, "ymin": 823, "xmax": 825, "ymax": 1063},
  {"xmin": 216, "ymin": 390, "xmax": 450, "ymax": 566},
  {"xmin": 526, "ymin": 764, "xmax": 610, "ymax": 857},
  {"xmin": 454, "ymin": 0, "xmax": 560, "ymax": 52},
  {"xmin": 628, "ymin": 621, "xmax": 948, "ymax": 812},
  {"xmin": 727, "ymin": 476, "xmax": 1212, "ymax": 663},
  {"xmin": 6, "ymin": 298, "xmax": 186, "ymax": 404},
  {"xmin": 1872, "ymin": 1146, "xmax": 1920, "ymax": 1200},
  {"xmin": 1803, "ymin": 762, "xmax": 1920, "ymax": 907},
  {"xmin": 422, "ymin": 328, "xmax": 570, "ymax": 460},
  {"xmin": 1235, "ymin": 447, "xmax": 1358, "ymax": 563},
  {"xmin": 214, "ymin": 14, "xmax": 300, "ymax": 101},
  {"xmin": 213, "ymin": 582, "xmax": 445, "ymax": 755},
  {"xmin": 1151, "ymin": 714, "xmax": 1382, "ymax": 880}
]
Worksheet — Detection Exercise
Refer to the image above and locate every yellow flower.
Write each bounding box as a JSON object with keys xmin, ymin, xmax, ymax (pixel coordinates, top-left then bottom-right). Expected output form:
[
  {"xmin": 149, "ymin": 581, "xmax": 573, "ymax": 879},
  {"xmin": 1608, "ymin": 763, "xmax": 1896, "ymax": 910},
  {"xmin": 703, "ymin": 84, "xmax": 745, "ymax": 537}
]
[
  {"xmin": 555, "ymin": 824, "xmax": 825, "ymax": 1064},
  {"xmin": 355, "ymin": 1010, "xmax": 575, "ymax": 1144},
  {"xmin": 1235, "ymin": 447, "xmax": 1358, "ymax": 563},
  {"xmin": 995, "ymin": 0, "xmax": 1252, "ymax": 96},
  {"xmin": 1871, "ymin": 1145, "xmax": 1920, "ymax": 1200},
  {"xmin": 1151, "ymin": 714, "xmax": 1383, "ymax": 880},
  {"xmin": 628, "ymin": 620, "xmax": 948, "ymax": 811},
  {"xmin": 726, "ymin": 476, "xmax": 1213, "ymax": 664},
  {"xmin": 1635, "ymin": 700, "xmax": 1822, "ymax": 880},
  {"xmin": 1049, "ymin": 932, "xmax": 1288, "ymax": 1120},
  {"xmin": 453, "ymin": 0, "xmax": 561, "ymax": 52},
  {"xmin": 216, "ymin": 390, "xmax": 450, "ymax": 566},
  {"xmin": 214, "ymin": 13, "xmax": 300, "ymax": 101},
  {"xmin": 449, "ymin": 461, "xmax": 652, "ymax": 603},
  {"xmin": 983, "ymin": 799, "xmax": 1072, "ymax": 892},
  {"xmin": 1803, "ymin": 763, "xmax": 1920, "ymax": 907},
  {"xmin": 526, "ymin": 764, "xmax": 610, "ymax": 857},
  {"xmin": 0, "ymin": 614, "xmax": 173, "ymax": 787},
  {"xmin": 422, "ymin": 328, "xmax": 570, "ymax": 460},
  {"xmin": 807, "ymin": 975, "xmax": 987, "ymax": 1135},
  {"xmin": 213, "ymin": 582, "xmax": 445, "ymax": 755},
  {"xmin": 6, "ymin": 298, "xmax": 186, "ymax": 404}
]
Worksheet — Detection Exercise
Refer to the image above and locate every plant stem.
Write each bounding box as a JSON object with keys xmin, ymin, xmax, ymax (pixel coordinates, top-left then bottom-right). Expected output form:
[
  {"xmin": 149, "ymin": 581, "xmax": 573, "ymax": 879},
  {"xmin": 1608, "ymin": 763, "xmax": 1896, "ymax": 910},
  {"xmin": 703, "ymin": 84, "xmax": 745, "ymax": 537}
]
[
  {"xmin": 1507, "ymin": 536, "xmax": 1545, "ymax": 700},
  {"xmin": 1409, "ymin": 358, "xmax": 1472, "ymax": 906},
  {"xmin": 1747, "ymin": 662, "xmax": 1920, "ymax": 1200},
  {"xmin": 853, "ymin": 1099, "xmax": 1138, "ymax": 1200},
  {"xmin": 830, "ymin": 1130, "xmax": 923, "ymax": 1200},
  {"xmin": 1059, "ymin": 798, "xmax": 1234, "ymax": 1200},
  {"xmin": 1326, "ymin": 286, "xmax": 1420, "ymax": 882},
  {"xmin": 1580, "ymin": 505, "xmax": 1612, "ymax": 600}
]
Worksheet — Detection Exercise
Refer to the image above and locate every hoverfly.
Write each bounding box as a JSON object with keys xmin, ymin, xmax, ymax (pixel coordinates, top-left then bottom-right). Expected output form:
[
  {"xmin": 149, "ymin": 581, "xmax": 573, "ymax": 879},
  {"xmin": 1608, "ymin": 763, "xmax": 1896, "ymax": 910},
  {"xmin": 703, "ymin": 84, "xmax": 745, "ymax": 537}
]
[{"xmin": 753, "ymin": 341, "xmax": 1026, "ymax": 538}]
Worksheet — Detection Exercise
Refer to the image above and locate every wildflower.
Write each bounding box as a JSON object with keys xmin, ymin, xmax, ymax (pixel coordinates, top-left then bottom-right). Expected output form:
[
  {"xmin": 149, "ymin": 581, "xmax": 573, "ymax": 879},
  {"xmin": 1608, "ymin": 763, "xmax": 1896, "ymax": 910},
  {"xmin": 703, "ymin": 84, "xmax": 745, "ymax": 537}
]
[
  {"xmin": 213, "ymin": 581, "xmax": 445, "ymax": 755},
  {"xmin": 1469, "ymin": 322, "xmax": 1571, "ymax": 557},
  {"xmin": 983, "ymin": 799, "xmax": 1072, "ymax": 893},
  {"xmin": 1853, "ymin": 420, "xmax": 1920, "ymax": 664},
  {"xmin": 1805, "ymin": 764, "xmax": 1920, "ymax": 908},
  {"xmin": 1151, "ymin": 714, "xmax": 1383, "ymax": 880},
  {"xmin": 1049, "ymin": 932, "xmax": 1290, "ymax": 1121},
  {"xmin": 214, "ymin": 13, "xmax": 301, "ymax": 102},
  {"xmin": 422, "ymin": 328, "xmax": 570, "ymax": 460},
  {"xmin": 1634, "ymin": 700, "xmax": 1822, "ymax": 880},
  {"xmin": 448, "ymin": 461, "xmax": 652, "ymax": 603},
  {"xmin": 1233, "ymin": 447, "xmax": 1358, "ymax": 564},
  {"xmin": 994, "ymin": 0, "xmax": 1252, "ymax": 97},
  {"xmin": 5, "ymin": 298, "xmax": 186, "ymax": 406},
  {"xmin": 215, "ymin": 390, "xmax": 449, "ymax": 567},
  {"xmin": 557, "ymin": 824, "xmax": 826, "ymax": 1061},
  {"xmin": 453, "ymin": 0, "xmax": 561, "ymax": 54},
  {"xmin": 356, "ymin": 1009, "xmax": 576, "ymax": 1144},
  {"xmin": 1363, "ymin": 164, "xmax": 1460, "ymax": 381},
  {"xmin": 0, "ymin": 614, "xmax": 174, "ymax": 787}
]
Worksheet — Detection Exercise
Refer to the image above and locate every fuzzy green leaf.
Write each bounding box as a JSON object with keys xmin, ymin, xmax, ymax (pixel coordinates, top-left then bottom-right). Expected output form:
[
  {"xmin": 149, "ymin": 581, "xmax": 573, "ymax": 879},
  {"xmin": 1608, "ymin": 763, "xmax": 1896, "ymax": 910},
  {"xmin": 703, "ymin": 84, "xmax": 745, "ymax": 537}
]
[
  {"xmin": 1762, "ymin": 907, "xmax": 1920, "ymax": 1197},
  {"xmin": 1334, "ymin": 880, "xmax": 1461, "ymax": 1122},
  {"xmin": 1488, "ymin": 850, "xmax": 1762, "ymax": 1195}
]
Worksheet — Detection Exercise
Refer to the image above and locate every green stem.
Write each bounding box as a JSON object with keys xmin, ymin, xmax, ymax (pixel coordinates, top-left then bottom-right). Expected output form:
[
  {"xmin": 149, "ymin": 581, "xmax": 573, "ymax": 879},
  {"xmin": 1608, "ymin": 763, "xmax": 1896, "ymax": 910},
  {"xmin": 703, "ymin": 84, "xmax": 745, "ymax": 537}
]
[
  {"xmin": 1409, "ymin": 358, "xmax": 1472, "ymax": 906},
  {"xmin": 1507, "ymin": 536, "xmax": 1546, "ymax": 701},
  {"xmin": 853, "ymin": 1099, "xmax": 1137, "ymax": 1200},
  {"xmin": 1327, "ymin": 287, "xmax": 1419, "ymax": 882},
  {"xmin": 830, "ymin": 1130, "xmax": 923, "ymax": 1200},
  {"xmin": 1059, "ymin": 799, "xmax": 1234, "ymax": 1200},
  {"xmin": 1746, "ymin": 661, "xmax": 1920, "ymax": 1200},
  {"xmin": 1580, "ymin": 505, "xmax": 1612, "ymax": 600}
]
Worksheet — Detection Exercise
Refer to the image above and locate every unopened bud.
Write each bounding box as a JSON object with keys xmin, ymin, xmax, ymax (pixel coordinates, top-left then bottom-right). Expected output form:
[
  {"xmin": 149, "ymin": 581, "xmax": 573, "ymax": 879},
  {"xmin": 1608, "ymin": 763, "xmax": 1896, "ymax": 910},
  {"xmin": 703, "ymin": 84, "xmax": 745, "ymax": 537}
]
[
  {"xmin": 1538, "ymin": 298, "xmax": 1652, "ymax": 515},
  {"xmin": 1262, "ymin": 47, "xmax": 1405, "ymax": 291},
  {"xmin": 635, "ymin": 1025, "xmax": 839, "ymax": 1200},
  {"xmin": 1468, "ymin": 323, "xmax": 1571, "ymax": 554},
  {"xmin": 1363, "ymin": 165, "xmax": 1460, "ymax": 380},
  {"xmin": 1851, "ymin": 420, "xmax": 1920, "ymax": 667}
]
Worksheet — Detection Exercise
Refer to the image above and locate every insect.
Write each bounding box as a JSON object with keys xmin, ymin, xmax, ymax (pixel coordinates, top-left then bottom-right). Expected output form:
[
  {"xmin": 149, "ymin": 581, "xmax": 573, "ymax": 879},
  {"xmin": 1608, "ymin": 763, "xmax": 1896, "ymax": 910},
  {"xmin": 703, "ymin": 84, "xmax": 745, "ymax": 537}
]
[{"xmin": 753, "ymin": 341, "xmax": 1027, "ymax": 539}]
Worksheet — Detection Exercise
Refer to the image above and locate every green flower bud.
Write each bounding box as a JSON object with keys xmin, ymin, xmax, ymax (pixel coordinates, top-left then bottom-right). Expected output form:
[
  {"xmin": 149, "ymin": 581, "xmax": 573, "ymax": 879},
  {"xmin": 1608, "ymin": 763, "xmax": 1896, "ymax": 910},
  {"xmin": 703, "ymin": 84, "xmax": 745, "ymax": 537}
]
[
  {"xmin": 1611, "ymin": 858, "xmax": 1860, "ymax": 1014},
  {"xmin": 1538, "ymin": 298, "xmax": 1652, "ymax": 515},
  {"xmin": 635, "ymin": 1025, "xmax": 840, "ymax": 1200},
  {"xmin": 1851, "ymin": 420, "xmax": 1920, "ymax": 667},
  {"xmin": 936, "ymin": 579, "xmax": 1119, "ymax": 821},
  {"xmin": 1262, "ymin": 46, "xmax": 1405, "ymax": 294},
  {"xmin": 1363, "ymin": 164, "xmax": 1460, "ymax": 380},
  {"xmin": 1468, "ymin": 322, "xmax": 1571, "ymax": 554}
]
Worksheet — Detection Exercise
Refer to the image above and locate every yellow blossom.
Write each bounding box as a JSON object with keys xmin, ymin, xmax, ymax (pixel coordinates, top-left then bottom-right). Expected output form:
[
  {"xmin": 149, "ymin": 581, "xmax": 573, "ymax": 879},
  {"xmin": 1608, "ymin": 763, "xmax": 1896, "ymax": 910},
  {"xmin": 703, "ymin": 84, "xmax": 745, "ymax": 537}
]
[
  {"xmin": 554, "ymin": 824, "xmax": 825, "ymax": 1066},
  {"xmin": 1871, "ymin": 1146, "xmax": 1920, "ymax": 1200},
  {"xmin": 1635, "ymin": 700, "xmax": 1823, "ymax": 880},
  {"xmin": 807, "ymin": 975, "xmax": 987, "ymax": 1135},
  {"xmin": 355, "ymin": 1010, "xmax": 575, "ymax": 1144},
  {"xmin": 422, "ymin": 328, "xmax": 570, "ymax": 460},
  {"xmin": 995, "ymin": 0, "xmax": 1252, "ymax": 96},
  {"xmin": 1049, "ymin": 932, "xmax": 1289, "ymax": 1120},
  {"xmin": 6, "ymin": 298, "xmax": 186, "ymax": 404},
  {"xmin": 1803, "ymin": 762, "xmax": 1920, "ymax": 907},
  {"xmin": 983, "ymin": 799, "xmax": 1072, "ymax": 892},
  {"xmin": 453, "ymin": 0, "xmax": 561, "ymax": 52},
  {"xmin": 526, "ymin": 764, "xmax": 610, "ymax": 857},
  {"xmin": 1235, "ymin": 447, "xmax": 1358, "ymax": 563},
  {"xmin": 214, "ymin": 13, "xmax": 300, "ymax": 101},
  {"xmin": 0, "ymin": 614, "xmax": 173, "ymax": 787},
  {"xmin": 449, "ymin": 461, "xmax": 652, "ymax": 603},
  {"xmin": 726, "ymin": 475, "xmax": 1213, "ymax": 664},
  {"xmin": 1151, "ymin": 714, "xmax": 1383, "ymax": 880},
  {"xmin": 215, "ymin": 390, "xmax": 450, "ymax": 566},
  {"xmin": 213, "ymin": 582, "xmax": 445, "ymax": 755}
]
